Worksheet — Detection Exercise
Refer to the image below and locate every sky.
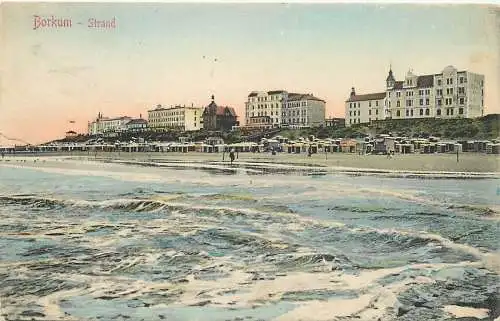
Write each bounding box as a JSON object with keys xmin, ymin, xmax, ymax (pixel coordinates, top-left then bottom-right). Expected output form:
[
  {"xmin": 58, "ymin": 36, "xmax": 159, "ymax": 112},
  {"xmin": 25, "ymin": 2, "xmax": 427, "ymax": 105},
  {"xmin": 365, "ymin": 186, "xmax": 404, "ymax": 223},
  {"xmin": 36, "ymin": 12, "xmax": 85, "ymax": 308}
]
[{"xmin": 1, "ymin": 2, "xmax": 499, "ymax": 144}]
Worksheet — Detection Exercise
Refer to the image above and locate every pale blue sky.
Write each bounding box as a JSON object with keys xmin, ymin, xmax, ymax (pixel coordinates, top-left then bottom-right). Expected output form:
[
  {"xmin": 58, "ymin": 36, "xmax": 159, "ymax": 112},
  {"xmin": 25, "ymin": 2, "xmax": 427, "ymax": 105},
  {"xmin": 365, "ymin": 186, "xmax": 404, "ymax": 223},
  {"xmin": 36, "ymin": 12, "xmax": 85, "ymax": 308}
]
[{"xmin": 1, "ymin": 3, "xmax": 498, "ymax": 143}]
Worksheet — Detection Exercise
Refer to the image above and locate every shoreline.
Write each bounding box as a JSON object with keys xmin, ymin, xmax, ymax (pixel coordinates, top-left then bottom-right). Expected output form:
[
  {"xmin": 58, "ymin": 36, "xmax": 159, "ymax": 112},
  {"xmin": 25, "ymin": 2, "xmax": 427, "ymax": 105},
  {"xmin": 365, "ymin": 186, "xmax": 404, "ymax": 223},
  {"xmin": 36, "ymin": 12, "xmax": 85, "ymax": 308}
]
[{"xmin": 1, "ymin": 151, "xmax": 499, "ymax": 178}]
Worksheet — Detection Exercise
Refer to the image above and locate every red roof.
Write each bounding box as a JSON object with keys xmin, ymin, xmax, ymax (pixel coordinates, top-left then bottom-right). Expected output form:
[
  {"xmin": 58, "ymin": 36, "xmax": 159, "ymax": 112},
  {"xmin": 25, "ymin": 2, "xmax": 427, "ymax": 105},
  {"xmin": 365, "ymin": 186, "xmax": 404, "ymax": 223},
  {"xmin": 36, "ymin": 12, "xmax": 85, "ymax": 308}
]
[{"xmin": 205, "ymin": 101, "xmax": 237, "ymax": 117}]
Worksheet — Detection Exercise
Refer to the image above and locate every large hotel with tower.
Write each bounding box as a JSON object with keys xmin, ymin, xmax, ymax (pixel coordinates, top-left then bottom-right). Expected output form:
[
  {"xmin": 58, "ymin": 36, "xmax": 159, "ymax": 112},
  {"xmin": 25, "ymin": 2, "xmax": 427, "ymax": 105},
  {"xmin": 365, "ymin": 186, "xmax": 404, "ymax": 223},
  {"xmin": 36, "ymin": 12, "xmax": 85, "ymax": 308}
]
[{"xmin": 345, "ymin": 65, "xmax": 485, "ymax": 127}]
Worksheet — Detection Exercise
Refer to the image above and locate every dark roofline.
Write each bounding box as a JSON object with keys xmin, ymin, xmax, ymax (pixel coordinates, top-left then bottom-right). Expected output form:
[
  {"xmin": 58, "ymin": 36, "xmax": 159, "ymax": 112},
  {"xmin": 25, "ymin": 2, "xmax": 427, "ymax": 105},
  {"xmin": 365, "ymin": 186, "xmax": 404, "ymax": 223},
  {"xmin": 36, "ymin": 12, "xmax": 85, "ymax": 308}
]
[
  {"xmin": 287, "ymin": 93, "xmax": 326, "ymax": 102},
  {"xmin": 346, "ymin": 92, "xmax": 386, "ymax": 102},
  {"xmin": 267, "ymin": 90, "xmax": 286, "ymax": 95}
]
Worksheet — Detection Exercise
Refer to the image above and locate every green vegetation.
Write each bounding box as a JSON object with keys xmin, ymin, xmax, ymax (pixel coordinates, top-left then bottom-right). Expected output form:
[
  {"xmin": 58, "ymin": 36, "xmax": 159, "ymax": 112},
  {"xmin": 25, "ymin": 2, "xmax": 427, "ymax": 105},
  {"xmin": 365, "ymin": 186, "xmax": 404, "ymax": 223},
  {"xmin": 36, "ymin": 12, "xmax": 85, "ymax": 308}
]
[
  {"xmin": 51, "ymin": 115, "xmax": 499, "ymax": 145},
  {"xmin": 279, "ymin": 115, "xmax": 499, "ymax": 140}
]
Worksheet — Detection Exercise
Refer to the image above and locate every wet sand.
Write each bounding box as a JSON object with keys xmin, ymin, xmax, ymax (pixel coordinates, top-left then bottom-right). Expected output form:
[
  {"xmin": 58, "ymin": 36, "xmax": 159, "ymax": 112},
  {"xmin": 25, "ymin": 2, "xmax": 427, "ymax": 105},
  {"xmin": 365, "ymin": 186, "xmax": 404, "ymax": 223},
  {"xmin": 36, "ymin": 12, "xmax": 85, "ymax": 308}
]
[{"xmin": 2, "ymin": 151, "xmax": 499, "ymax": 173}]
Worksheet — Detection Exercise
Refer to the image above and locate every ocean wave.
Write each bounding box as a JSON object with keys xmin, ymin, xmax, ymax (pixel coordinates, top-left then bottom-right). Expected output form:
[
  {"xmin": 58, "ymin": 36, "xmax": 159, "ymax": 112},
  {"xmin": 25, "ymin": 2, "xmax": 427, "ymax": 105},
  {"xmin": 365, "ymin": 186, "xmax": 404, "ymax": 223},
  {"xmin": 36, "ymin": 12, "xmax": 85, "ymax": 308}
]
[
  {"xmin": 447, "ymin": 204, "xmax": 499, "ymax": 217},
  {"xmin": 0, "ymin": 195, "xmax": 172, "ymax": 213}
]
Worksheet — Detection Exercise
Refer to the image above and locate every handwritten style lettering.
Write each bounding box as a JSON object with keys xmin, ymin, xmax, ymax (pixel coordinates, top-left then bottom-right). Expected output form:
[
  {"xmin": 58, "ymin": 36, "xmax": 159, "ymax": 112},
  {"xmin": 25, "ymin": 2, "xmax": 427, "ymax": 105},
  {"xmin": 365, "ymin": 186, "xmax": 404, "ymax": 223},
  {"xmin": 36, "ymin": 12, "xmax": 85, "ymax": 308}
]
[
  {"xmin": 88, "ymin": 18, "xmax": 117, "ymax": 29},
  {"xmin": 33, "ymin": 15, "xmax": 72, "ymax": 30}
]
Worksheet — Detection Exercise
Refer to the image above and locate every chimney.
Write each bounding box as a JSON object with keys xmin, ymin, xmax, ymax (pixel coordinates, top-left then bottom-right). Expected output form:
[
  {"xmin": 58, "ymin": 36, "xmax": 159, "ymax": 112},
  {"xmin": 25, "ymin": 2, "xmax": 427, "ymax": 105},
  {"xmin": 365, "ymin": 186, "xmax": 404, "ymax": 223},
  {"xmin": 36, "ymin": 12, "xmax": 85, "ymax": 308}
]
[{"xmin": 350, "ymin": 87, "xmax": 356, "ymax": 97}]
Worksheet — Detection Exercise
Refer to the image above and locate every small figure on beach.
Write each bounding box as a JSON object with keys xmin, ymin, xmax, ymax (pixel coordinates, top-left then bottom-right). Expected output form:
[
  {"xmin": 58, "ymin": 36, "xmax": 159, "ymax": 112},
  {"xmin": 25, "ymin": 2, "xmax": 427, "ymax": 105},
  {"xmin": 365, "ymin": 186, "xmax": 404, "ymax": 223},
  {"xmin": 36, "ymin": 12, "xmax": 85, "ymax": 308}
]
[
  {"xmin": 229, "ymin": 149, "xmax": 235, "ymax": 164},
  {"xmin": 1, "ymin": 152, "xmax": 4, "ymax": 159}
]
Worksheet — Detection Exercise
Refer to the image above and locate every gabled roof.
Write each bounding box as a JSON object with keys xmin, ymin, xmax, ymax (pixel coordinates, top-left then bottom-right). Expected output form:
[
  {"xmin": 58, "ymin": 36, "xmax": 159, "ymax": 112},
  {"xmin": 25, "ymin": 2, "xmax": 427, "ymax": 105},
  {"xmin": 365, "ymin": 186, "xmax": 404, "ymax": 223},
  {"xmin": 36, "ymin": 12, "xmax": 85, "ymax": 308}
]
[
  {"xmin": 248, "ymin": 92, "xmax": 258, "ymax": 97},
  {"xmin": 204, "ymin": 101, "xmax": 237, "ymax": 117},
  {"xmin": 268, "ymin": 90, "xmax": 286, "ymax": 95},
  {"xmin": 346, "ymin": 92, "xmax": 386, "ymax": 102}
]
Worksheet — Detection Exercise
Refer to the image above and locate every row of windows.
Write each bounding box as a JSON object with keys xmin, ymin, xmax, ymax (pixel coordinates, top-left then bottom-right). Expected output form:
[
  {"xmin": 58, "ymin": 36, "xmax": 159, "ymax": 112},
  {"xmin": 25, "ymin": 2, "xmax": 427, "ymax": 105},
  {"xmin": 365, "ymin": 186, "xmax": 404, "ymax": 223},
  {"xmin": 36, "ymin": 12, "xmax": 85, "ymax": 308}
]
[
  {"xmin": 387, "ymin": 97, "xmax": 466, "ymax": 108},
  {"xmin": 436, "ymin": 76, "xmax": 469, "ymax": 86},
  {"xmin": 283, "ymin": 118, "xmax": 309, "ymax": 124},
  {"xmin": 349, "ymin": 101, "xmax": 382, "ymax": 108},
  {"xmin": 418, "ymin": 89, "xmax": 431, "ymax": 96},
  {"xmin": 150, "ymin": 116, "xmax": 196, "ymax": 122},
  {"xmin": 391, "ymin": 86, "xmax": 467, "ymax": 98},
  {"xmin": 251, "ymin": 95, "xmax": 281, "ymax": 103},
  {"xmin": 248, "ymin": 117, "xmax": 272, "ymax": 124},
  {"xmin": 349, "ymin": 110, "xmax": 379, "ymax": 117},
  {"xmin": 248, "ymin": 101, "xmax": 311, "ymax": 110},
  {"xmin": 392, "ymin": 108, "xmax": 465, "ymax": 117},
  {"xmin": 250, "ymin": 110, "xmax": 308, "ymax": 117},
  {"xmin": 287, "ymin": 101, "xmax": 308, "ymax": 108},
  {"xmin": 251, "ymin": 103, "xmax": 280, "ymax": 110},
  {"xmin": 150, "ymin": 110, "xmax": 188, "ymax": 117}
]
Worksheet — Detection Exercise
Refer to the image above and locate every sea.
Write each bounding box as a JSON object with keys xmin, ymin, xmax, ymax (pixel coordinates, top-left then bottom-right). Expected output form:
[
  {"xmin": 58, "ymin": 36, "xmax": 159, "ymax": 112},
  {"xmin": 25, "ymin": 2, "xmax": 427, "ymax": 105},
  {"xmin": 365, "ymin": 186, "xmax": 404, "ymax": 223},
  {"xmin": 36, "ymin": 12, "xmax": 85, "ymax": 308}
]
[{"xmin": 0, "ymin": 158, "xmax": 499, "ymax": 321}]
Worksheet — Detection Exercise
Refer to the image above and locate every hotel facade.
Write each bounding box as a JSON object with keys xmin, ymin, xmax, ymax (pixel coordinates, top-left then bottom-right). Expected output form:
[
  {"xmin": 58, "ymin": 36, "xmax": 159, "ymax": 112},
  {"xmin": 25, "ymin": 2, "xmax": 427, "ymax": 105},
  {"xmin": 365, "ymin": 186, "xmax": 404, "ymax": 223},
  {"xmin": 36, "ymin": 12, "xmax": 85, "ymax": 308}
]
[
  {"xmin": 245, "ymin": 90, "xmax": 325, "ymax": 128},
  {"xmin": 345, "ymin": 65, "xmax": 485, "ymax": 127},
  {"xmin": 88, "ymin": 113, "xmax": 132, "ymax": 135},
  {"xmin": 147, "ymin": 105, "xmax": 203, "ymax": 131}
]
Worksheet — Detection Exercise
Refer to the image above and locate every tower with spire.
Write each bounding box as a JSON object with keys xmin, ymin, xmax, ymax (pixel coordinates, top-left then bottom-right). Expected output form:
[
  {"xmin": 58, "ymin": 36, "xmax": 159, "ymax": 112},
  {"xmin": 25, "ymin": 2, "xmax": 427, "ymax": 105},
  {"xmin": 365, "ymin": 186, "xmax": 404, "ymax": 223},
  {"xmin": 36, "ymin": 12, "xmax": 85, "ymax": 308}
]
[{"xmin": 386, "ymin": 65, "xmax": 395, "ymax": 89}]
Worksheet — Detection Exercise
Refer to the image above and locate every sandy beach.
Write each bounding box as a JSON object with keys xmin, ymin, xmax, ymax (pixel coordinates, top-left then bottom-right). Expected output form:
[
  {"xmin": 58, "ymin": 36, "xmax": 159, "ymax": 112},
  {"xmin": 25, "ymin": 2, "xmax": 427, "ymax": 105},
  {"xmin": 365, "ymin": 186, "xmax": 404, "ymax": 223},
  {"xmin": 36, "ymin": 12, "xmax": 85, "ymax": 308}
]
[{"xmin": 3, "ymin": 151, "xmax": 499, "ymax": 173}]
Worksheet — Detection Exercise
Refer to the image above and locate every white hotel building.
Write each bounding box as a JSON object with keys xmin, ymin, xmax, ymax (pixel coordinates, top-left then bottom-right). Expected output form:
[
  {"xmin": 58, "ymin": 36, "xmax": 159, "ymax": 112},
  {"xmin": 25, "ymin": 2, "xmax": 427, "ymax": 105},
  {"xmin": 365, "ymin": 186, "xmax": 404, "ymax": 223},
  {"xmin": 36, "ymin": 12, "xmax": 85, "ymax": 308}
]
[
  {"xmin": 245, "ymin": 90, "xmax": 325, "ymax": 128},
  {"xmin": 345, "ymin": 65, "xmax": 485, "ymax": 127},
  {"xmin": 88, "ymin": 113, "xmax": 132, "ymax": 135},
  {"xmin": 147, "ymin": 105, "xmax": 203, "ymax": 131}
]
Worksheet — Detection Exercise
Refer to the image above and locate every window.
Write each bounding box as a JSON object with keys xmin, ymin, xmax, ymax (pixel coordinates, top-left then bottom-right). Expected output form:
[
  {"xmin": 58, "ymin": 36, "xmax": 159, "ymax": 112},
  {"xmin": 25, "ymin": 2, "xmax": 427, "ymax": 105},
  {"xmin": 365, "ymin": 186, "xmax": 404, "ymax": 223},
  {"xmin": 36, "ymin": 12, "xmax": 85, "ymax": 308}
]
[
  {"xmin": 358, "ymin": 102, "xmax": 360, "ymax": 107},
  {"xmin": 459, "ymin": 108, "xmax": 464, "ymax": 115},
  {"xmin": 406, "ymin": 100, "xmax": 413, "ymax": 107},
  {"xmin": 369, "ymin": 110, "xmax": 371, "ymax": 115},
  {"xmin": 425, "ymin": 108, "xmax": 430, "ymax": 116},
  {"xmin": 376, "ymin": 101, "xmax": 379, "ymax": 107},
  {"xmin": 376, "ymin": 109, "xmax": 379, "ymax": 115},
  {"xmin": 426, "ymin": 98, "xmax": 429, "ymax": 105},
  {"xmin": 396, "ymin": 110, "xmax": 401, "ymax": 117},
  {"xmin": 406, "ymin": 110, "xmax": 409, "ymax": 116},
  {"xmin": 419, "ymin": 90, "xmax": 424, "ymax": 95},
  {"xmin": 458, "ymin": 87, "xmax": 465, "ymax": 94},
  {"xmin": 450, "ymin": 108, "xmax": 454, "ymax": 115},
  {"xmin": 419, "ymin": 99, "xmax": 424, "ymax": 105},
  {"xmin": 369, "ymin": 101, "xmax": 372, "ymax": 107},
  {"xmin": 397, "ymin": 101, "xmax": 400, "ymax": 107},
  {"xmin": 397, "ymin": 92, "xmax": 401, "ymax": 98},
  {"xmin": 446, "ymin": 109, "xmax": 450, "ymax": 116},
  {"xmin": 437, "ymin": 79, "xmax": 442, "ymax": 86},
  {"xmin": 425, "ymin": 89, "xmax": 430, "ymax": 95},
  {"xmin": 437, "ymin": 99, "xmax": 442, "ymax": 106},
  {"xmin": 411, "ymin": 109, "xmax": 414, "ymax": 116},
  {"xmin": 459, "ymin": 98, "xmax": 465, "ymax": 105},
  {"xmin": 446, "ymin": 88, "xmax": 453, "ymax": 95},
  {"xmin": 420, "ymin": 109, "xmax": 424, "ymax": 116},
  {"xmin": 460, "ymin": 77, "xmax": 464, "ymax": 84},
  {"xmin": 437, "ymin": 109, "xmax": 441, "ymax": 116},
  {"xmin": 437, "ymin": 89, "xmax": 443, "ymax": 96}
]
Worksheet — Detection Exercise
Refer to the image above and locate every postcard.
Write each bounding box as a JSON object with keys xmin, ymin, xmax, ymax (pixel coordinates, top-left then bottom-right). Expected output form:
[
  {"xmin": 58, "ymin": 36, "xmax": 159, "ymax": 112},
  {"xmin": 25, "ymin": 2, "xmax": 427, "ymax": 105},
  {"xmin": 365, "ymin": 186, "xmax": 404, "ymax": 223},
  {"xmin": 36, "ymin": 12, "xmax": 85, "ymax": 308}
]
[{"xmin": 0, "ymin": 1, "xmax": 499, "ymax": 321}]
